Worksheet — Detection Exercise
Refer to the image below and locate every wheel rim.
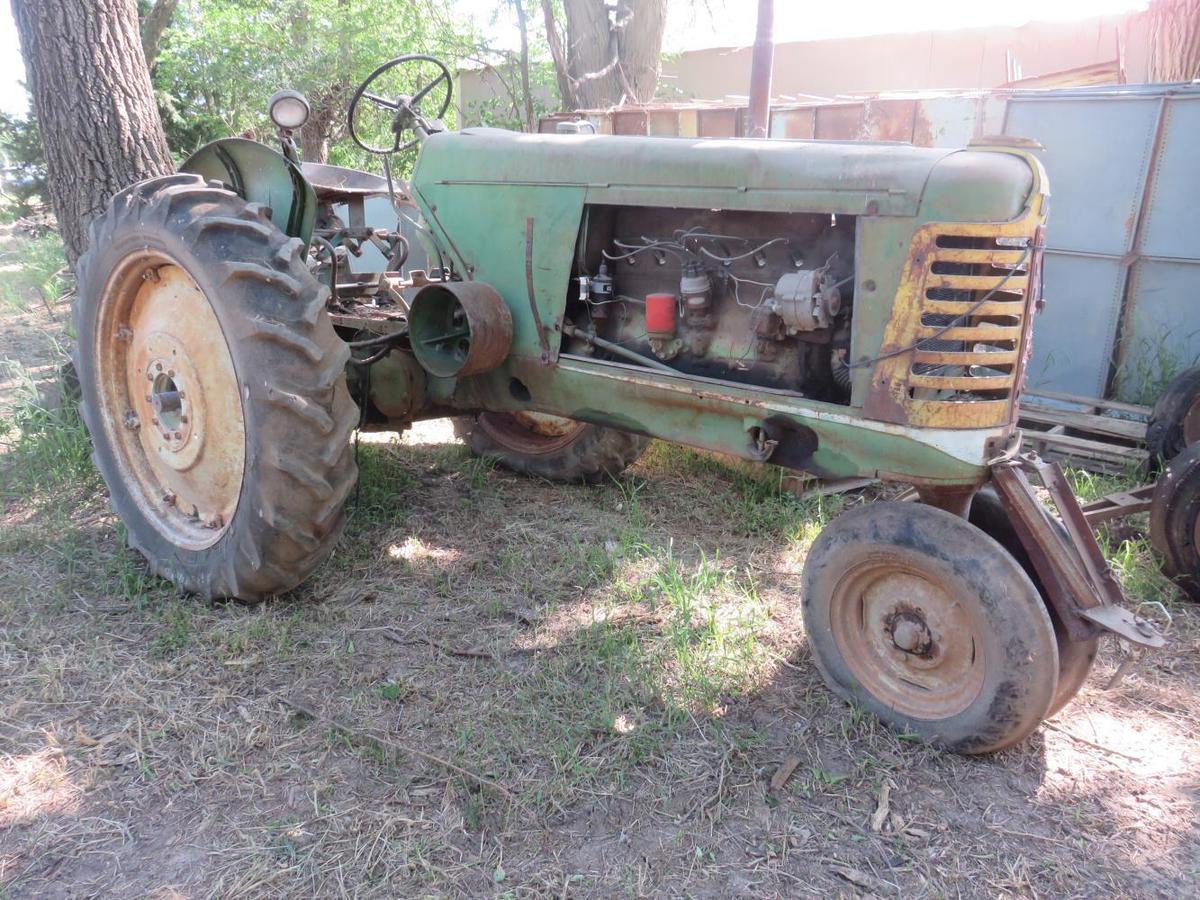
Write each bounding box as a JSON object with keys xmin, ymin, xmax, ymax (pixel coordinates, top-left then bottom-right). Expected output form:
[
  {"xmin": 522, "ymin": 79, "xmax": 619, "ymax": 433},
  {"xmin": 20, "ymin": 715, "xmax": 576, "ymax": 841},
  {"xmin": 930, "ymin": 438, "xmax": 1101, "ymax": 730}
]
[
  {"xmin": 477, "ymin": 411, "xmax": 585, "ymax": 454},
  {"xmin": 94, "ymin": 253, "xmax": 245, "ymax": 550},
  {"xmin": 829, "ymin": 559, "xmax": 985, "ymax": 719}
]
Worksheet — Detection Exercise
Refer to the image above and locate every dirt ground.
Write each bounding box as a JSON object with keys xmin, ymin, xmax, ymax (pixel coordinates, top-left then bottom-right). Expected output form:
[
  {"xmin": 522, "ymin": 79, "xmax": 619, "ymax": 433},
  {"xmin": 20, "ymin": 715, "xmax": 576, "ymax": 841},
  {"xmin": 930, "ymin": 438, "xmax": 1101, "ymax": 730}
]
[{"xmin": 1, "ymin": 231, "xmax": 1198, "ymax": 898}]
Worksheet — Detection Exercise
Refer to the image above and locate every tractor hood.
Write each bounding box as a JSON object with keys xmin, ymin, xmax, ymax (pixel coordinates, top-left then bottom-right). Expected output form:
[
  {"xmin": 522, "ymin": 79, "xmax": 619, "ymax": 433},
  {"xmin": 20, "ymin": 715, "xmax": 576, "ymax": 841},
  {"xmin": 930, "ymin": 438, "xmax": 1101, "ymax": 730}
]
[{"xmin": 410, "ymin": 128, "xmax": 1034, "ymax": 221}]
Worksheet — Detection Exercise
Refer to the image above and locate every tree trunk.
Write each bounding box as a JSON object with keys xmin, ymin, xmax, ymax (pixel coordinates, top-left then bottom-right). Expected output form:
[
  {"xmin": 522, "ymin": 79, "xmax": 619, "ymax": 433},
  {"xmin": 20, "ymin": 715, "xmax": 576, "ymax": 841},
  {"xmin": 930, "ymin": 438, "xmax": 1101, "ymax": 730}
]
[
  {"xmin": 615, "ymin": 0, "xmax": 666, "ymax": 103},
  {"xmin": 295, "ymin": 0, "xmax": 351, "ymax": 164},
  {"xmin": 1148, "ymin": 0, "xmax": 1200, "ymax": 82},
  {"xmin": 11, "ymin": 0, "xmax": 174, "ymax": 267},
  {"xmin": 513, "ymin": 0, "xmax": 535, "ymax": 132},
  {"xmin": 140, "ymin": 0, "xmax": 180, "ymax": 68},
  {"xmin": 554, "ymin": 0, "xmax": 667, "ymax": 109},
  {"xmin": 540, "ymin": 0, "xmax": 578, "ymax": 110}
]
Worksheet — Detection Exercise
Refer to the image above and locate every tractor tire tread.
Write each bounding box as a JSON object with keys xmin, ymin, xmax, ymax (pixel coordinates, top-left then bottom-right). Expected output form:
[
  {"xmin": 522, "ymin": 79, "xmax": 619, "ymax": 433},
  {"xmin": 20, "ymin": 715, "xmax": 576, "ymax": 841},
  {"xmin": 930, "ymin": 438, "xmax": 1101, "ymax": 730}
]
[
  {"xmin": 74, "ymin": 173, "xmax": 357, "ymax": 601},
  {"xmin": 454, "ymin": 416, "xmax": 649, "ymax": 484}
]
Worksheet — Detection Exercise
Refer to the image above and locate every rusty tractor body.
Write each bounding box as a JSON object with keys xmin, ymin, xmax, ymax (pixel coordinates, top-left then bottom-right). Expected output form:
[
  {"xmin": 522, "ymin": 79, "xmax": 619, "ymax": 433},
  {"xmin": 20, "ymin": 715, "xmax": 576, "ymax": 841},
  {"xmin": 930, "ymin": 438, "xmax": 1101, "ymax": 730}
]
[{"xmin": 73, "ymin": 55, "xmax": 1163, "ymax": 754}]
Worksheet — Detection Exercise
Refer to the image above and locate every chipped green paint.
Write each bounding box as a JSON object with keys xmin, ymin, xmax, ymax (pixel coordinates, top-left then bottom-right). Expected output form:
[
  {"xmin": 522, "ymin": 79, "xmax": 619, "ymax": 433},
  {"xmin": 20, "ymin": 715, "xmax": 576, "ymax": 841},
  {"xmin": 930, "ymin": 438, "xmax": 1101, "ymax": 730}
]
[{"xmin": 377, "ymin": 130, "xmax": 1042, "ymax": 484}]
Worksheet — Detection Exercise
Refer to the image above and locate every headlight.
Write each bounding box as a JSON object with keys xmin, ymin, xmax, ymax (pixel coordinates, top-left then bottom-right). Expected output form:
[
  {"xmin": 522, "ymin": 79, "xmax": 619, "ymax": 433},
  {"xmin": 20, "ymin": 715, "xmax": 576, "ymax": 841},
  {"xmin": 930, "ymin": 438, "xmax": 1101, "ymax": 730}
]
[{"xmin": 267, "ymin": 90, "xmax": 310, "ymax": 129}]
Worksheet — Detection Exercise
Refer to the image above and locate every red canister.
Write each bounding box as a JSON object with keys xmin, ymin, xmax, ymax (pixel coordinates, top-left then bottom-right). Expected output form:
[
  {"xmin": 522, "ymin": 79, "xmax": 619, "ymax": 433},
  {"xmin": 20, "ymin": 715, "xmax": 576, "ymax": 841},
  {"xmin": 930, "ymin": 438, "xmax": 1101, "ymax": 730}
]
[{"xmin": 645, "ymin": 293, "xmax": 677, "ymax": 338}]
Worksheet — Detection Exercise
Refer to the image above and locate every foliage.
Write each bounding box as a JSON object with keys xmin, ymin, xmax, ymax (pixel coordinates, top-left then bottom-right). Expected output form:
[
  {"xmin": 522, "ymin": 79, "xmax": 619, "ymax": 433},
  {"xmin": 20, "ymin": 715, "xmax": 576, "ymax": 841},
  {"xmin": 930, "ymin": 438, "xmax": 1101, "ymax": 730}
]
[
  {"xmin": 150, "ymin": 0, "xmax": 486, "ymax": 167},
  {"xmin": 0, "ymin": 106, "xmax": 46, "ymax": 219}
]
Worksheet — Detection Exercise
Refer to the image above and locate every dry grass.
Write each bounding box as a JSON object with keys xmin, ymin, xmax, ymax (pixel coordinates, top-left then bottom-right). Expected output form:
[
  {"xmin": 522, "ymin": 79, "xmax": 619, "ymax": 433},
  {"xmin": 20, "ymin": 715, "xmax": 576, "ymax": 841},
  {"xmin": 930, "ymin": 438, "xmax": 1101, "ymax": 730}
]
[{"xmin": 1, "ymin": 233, "xmax": 1198, "ymax": 898}]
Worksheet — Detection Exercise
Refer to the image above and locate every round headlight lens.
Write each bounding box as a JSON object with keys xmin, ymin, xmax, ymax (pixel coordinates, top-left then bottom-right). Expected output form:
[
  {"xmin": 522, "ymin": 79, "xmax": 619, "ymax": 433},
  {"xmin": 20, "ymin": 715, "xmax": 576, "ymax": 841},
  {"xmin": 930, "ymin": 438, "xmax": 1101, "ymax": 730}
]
[{"xmin": 267, "ymin": 90, "xmax": 310, "ymax": 129}]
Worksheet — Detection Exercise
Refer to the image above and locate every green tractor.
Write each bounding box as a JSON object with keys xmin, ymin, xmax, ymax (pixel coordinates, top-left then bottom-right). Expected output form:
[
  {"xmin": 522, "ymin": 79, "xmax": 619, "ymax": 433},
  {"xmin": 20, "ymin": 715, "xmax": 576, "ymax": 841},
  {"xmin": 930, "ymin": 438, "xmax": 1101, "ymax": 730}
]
[{"xmin": 74, "ymin": 55, "xmax": 1163, "ymax": 754}]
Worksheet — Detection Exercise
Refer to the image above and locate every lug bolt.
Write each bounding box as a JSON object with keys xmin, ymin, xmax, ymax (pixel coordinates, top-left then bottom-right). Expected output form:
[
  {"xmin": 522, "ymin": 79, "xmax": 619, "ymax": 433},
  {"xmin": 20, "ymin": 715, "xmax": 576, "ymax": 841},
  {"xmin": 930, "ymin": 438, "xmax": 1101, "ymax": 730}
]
[
  {"xmin": 173, "ymin": 432, "xmax": 182, "ymax": 440},
  {"xmin": 167, "ymin": 369, "xmax": 175, "ymax": 378},
  {"xmin": 155, "ymin": 362, "xmax": 163, "ymax": 372},
  {"xmin": 204, "ymin": 514, "xmax": 224, "ymax": 530},
  {"xmin": 180, "ymin": 415, "xmax": 189, "ymax": 424},
  {"xmin": 143, "ymin": 268, "xmax": 160, "ymax": 283},
  {"xmin": 116, "ymin": 326, "xmax": 134, "ymax": 341},
  {"xmin": 162, "ymin": 492, "xmax": 176, "ymax": 506},
  {"xmin": 122, "ymin": 410, "xmax": 140, "ymax": 430}
]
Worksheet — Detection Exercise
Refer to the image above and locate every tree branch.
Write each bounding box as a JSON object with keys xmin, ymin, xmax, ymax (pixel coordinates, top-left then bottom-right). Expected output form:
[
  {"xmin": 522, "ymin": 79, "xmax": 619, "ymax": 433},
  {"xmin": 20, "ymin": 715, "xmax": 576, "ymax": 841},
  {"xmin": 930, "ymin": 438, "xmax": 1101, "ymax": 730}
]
[{"xmin": 140, "ymin": 0, "xmax": 180, "ymax": 68}]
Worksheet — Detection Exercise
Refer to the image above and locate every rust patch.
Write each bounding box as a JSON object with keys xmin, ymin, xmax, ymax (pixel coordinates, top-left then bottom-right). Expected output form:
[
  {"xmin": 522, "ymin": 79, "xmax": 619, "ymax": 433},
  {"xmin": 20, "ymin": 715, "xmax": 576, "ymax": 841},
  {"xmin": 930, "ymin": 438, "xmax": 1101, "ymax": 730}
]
[{"xmin": 862, "ymin": 158, "xmax": 1048, "ymax": 431}]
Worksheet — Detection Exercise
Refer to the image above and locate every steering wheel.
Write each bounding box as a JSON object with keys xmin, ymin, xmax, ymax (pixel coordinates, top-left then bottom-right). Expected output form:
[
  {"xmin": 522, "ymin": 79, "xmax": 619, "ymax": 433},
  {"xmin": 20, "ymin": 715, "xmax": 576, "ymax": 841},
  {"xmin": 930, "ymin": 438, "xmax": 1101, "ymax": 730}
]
[{"xmin": 348, "ymin": 54, "xmax": 453, "ymax": 155}]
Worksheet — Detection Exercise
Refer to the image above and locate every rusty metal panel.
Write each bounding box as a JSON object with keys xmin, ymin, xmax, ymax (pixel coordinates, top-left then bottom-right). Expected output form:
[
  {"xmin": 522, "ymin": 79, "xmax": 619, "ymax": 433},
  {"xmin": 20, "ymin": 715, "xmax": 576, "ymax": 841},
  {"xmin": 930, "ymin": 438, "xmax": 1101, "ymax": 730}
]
[
  {"xmin": 612, "ymin": 110, "xmax": 648, "ymax": 135},
  {"xmin": 861, "ymin": 99, "xmax": 916, "ymax": 142},
  {"xmin": 863, "ymin": 198, "xmax": 1045, "ymax": 429},
  {"xmin": 678, "ymin": 108, "xmax": 700, "ymax": 137},
  {"xmin": 646, "ymin": 109, "xmax": 680, "ymax": 136},
  {"xmin": 913, "ymin": 96, "xmax": 985, "ymax": 148},
  {"xmin": 770, "ymin": 106, "xmax": 815, "ymax": 139},
  {"xmin": 697, "ymin": 107, "xmax": 740, "ymax": 138},
  {"xmin": 814, "ymin": 103, "xmax": 865, "ymax": 141}
]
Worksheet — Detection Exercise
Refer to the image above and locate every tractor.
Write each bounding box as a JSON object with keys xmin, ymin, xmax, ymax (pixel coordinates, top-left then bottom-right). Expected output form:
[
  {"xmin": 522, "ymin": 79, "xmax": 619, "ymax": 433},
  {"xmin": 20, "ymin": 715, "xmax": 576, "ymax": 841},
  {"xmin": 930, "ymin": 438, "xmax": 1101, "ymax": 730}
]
[{"xmin": 73, "ymin": 54, "xmax": 1164, "ymax": 754}]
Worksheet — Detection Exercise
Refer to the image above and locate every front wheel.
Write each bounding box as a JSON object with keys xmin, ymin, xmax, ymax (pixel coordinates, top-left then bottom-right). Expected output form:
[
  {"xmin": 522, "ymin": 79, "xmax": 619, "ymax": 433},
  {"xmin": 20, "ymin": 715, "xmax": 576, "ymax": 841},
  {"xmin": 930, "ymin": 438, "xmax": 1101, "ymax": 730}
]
[
  {"xmin": 454, "ymin": 412, "xmax": 648, "ymax": 483},
  {"xmin": 74, "ymin": 174, "xmax": 358, "ymax": 600},
  {"xmin": 968, "ymin": 487, "xmax": 1099, "ymax": 717},
  {"xmin": 802, "ymin": 501, "xmax": 1059, "ymax": 754}
]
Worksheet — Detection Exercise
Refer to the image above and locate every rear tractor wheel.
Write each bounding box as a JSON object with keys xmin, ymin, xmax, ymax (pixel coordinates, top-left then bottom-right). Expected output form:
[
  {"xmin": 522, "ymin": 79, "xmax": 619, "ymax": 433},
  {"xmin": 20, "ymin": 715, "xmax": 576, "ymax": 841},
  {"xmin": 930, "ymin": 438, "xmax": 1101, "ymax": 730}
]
[
  {"xmin": 802, "ymin": 502, "xmax": 1059, "ymax": 754},
  {"xmin": 1146, "ymin": 365, "xmax": 1200, "ymax": 471},
  {"xmin": 74, "ymin": 174, "xmax": 358, "ymax": 600},
  {"xmin": 1150, "ymin": 441, "xmax": 1200, "ymax": 602},
  {"xmin": 455, "ymin": 412, "xmax": 648, "ymax": 483}
]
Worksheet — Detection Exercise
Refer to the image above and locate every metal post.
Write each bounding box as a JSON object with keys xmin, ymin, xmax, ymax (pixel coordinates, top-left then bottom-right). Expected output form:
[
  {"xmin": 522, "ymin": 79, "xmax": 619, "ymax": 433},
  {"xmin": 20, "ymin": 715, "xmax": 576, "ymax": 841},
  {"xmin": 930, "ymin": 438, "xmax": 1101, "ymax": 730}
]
[{"xmin": 747, "ymin": 0, "xmax": 775, "ymax": 138}]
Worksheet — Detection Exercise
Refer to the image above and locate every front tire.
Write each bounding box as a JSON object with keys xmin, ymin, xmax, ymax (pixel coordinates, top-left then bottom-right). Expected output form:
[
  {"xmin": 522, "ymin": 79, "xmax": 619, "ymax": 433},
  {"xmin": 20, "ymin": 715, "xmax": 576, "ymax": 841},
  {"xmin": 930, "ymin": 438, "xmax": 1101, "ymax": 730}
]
[
  {"xmin": 455, "ymin": 412, "xmax": 648, "ymax": 483},
  {"xmin": 802, "ymin": 502, "xmax": 1059, "ymax": 754},
  {"xmin": 74, "ymin": 174, "xmax": 358, "ymax": 600},
  {"xmin": 968, "ymin": 487, "xmax": 1099, "ymax": 717}
]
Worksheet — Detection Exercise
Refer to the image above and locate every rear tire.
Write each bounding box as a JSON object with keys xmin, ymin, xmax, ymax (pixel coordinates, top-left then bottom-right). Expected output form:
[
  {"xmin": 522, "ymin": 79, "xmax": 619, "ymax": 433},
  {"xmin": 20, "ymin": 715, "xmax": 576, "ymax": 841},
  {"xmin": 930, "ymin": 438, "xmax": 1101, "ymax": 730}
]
[
  {"xmin": 1150, "ymin": 441, "xmax": 1200, "ymax": 602},
  {"xmin": 1146, "ymin": 366, "xmax": 1200, "ymax": 471},
  {"xmin": 968, "ymin": 487, "xmax": 1099, "ymax": 717},
  {"xmin": 74, "ymin": 174, "xmax": 358, "ymax": 600},
  {"xmin": 455, "ymin": 412, "xmax": 648, "ymax": 483},
  {"xmin": 803, "ymin": 501, "xmax": 1059, "ymax": 754}
]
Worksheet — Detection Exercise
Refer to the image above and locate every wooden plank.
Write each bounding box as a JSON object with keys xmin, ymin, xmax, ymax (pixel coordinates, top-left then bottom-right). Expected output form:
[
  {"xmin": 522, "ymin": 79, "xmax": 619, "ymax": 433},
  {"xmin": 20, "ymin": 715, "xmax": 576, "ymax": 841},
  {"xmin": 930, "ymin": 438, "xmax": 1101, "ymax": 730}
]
[
  {"xmin": 1024, "ymin": 390, "xmax": 1150, "ymax": 418},
  {"xmin": 1018, "ymin": 406, "xmax": 1146, "ymax": 442},
  {"xmin": 1023, "ymin": 429, "xmax": 1145, "ymax": 465}
]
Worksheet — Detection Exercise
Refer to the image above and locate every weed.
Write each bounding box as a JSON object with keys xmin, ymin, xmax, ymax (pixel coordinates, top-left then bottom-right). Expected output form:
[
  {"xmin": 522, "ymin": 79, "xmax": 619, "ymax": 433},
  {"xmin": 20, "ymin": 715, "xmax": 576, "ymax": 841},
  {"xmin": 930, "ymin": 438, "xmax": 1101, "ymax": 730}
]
[
  {"xmin": 0, "ymin": 362, "xmax": 95, "ymax": 500},
  {"xmin": 151, "ymin": 602, "xmax": 194, "ymax": 657},
  {"xmin": 0, "ymin": 232, "xmax": 70, "ymax": 313}
]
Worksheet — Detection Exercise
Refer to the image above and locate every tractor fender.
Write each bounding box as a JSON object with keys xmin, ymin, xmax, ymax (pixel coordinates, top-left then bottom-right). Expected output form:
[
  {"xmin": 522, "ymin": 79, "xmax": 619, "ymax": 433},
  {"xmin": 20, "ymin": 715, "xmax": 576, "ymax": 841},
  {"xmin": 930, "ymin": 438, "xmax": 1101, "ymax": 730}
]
[{"xmin": 181, "ymin": 138, "xmax": 317, "ymax": 245}]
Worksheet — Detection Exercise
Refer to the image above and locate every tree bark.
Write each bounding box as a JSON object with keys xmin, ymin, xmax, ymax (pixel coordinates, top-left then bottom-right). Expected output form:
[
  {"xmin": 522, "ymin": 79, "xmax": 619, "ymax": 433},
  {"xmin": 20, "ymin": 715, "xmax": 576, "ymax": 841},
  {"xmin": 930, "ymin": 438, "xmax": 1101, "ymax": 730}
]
[
  {"xmin": 1148, "ymin": 0, "xmax": 1200, "ymax": 82},
  {"xmin": 513, "ymin": 0, "xmax": 535, "ymax": 132},
  {"xmin": 295, "ymin": 0, "xmax": 351, "ymax": 164},
  {"xmin": 140, "ymin": 0, "xmax": 180, "ymax": 68},
  {"xmin": 11, "ymin": 0, "xmax": 174, "ymax": 267},
  {"xmin": 539, "ymin": 0, "xmax": 578, "ymax": 110},
  {"xmin": 551, "ymin": 0, "xmax": 667, "ymax": 110}
]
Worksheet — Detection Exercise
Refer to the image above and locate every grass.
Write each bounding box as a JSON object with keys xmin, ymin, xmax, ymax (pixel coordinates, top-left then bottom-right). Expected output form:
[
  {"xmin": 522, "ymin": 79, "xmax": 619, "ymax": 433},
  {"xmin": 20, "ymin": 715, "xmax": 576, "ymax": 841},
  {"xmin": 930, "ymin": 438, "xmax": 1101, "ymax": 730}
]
[
  {"xmin": 0, "ymin": 232, "xmax": 70, "ymax": 315},
  {"xmin": 1, "ymin": 267, "xmax": 1198, "ymax": 893}
]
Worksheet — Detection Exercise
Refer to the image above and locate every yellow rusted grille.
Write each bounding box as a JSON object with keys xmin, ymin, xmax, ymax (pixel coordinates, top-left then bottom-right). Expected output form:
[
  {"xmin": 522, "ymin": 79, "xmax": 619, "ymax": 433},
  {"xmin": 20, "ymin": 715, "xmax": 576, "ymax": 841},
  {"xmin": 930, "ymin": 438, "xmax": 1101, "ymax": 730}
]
[{"xmin": 863, "ymin": 216, "xmax": 1044, "ymax": 429}]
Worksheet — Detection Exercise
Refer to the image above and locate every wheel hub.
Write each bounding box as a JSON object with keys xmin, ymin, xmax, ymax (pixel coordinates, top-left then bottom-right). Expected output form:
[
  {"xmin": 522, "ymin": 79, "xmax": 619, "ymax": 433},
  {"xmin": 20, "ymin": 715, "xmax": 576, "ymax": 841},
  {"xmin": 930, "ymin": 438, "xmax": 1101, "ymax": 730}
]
[
  {"xmin": 887, "ymin": 609, "xmax": 934, "ymax": 657},
  {"xmin": 830, "ymin": 565, "xmax": 984, "ymax": 718}
]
